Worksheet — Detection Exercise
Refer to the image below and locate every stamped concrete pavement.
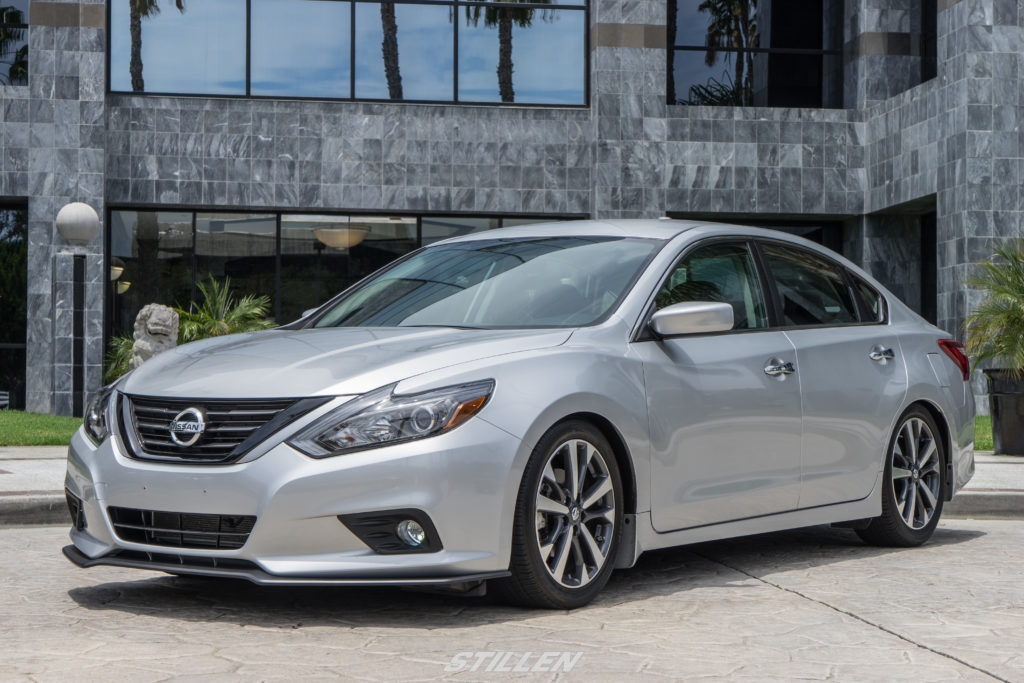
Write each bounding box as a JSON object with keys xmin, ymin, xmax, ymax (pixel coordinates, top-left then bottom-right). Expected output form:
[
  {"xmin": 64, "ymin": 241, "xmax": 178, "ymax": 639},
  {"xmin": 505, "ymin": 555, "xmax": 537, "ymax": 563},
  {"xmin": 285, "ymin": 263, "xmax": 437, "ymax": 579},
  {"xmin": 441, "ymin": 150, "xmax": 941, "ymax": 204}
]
[{"xmin": 1, "ymin": 519, "xmax": 1021, "ymax": 682}]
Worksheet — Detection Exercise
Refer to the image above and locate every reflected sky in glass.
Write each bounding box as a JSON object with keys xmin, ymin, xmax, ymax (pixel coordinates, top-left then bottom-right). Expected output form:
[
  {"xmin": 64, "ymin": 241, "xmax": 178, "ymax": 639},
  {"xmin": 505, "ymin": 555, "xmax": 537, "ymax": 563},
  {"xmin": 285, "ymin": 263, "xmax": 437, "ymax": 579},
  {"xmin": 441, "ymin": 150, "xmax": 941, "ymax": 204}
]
[
  {"xmin": 354, "ymin": 3, "xmax": 454, "ymax": 101},
  {"xmin": 459, "ymin": 9, "xmax": 583, "ymax": 104},
  {"xmin": 110, "ymin": 0, "xmax": 246, "ymax": 94},
  {"xmin": 1, "ymin": 0, "xmax": 28, "ymax": 21},
  {"xmin": 673, "ymin": 1, "xmax": 759, "ymax": 49},
  {"xmin": 251, "ymin": 0, "xmax": 351, "ymax": 97}
]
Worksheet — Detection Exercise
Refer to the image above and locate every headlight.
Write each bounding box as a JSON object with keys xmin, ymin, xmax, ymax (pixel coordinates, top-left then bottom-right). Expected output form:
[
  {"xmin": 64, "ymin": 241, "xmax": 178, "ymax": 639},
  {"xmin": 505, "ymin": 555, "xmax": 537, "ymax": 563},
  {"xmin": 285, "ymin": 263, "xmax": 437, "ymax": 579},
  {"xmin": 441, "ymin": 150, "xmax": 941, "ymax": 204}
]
[
  {"xmin": 83, "ymin": 384, "xmax": 115, "ymax": 446},
  {"xmin": 288, "ymin": 380, "xmax": 494, "ymax": 458}
]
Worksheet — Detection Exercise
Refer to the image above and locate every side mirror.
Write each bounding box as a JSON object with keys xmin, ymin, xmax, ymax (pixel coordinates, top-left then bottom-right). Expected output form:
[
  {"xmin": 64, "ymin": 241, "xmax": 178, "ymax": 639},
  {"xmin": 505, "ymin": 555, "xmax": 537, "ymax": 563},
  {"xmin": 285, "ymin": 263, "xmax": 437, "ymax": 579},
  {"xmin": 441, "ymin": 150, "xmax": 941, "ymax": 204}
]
[{"xmin": 650, "ymin": 301, "xmax": 734, "ymax": 337}]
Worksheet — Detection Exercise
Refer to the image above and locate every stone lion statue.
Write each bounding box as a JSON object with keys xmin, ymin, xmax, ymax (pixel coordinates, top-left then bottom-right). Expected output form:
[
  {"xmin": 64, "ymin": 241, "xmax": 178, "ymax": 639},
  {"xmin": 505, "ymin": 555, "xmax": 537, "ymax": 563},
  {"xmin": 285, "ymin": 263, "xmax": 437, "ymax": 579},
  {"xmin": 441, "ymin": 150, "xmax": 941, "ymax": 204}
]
[{"xmin": 130, "ymin": 304, "xmax": 180, "ymax": 370}]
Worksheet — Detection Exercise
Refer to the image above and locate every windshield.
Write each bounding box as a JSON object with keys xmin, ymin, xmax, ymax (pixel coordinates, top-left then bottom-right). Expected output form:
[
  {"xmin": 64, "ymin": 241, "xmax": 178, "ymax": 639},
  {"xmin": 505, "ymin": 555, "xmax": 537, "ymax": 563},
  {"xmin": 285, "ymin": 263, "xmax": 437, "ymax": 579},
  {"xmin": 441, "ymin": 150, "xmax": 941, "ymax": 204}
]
[{"xmin": 312, "ymin": 236, "xmax": 661, "ymax": 329}]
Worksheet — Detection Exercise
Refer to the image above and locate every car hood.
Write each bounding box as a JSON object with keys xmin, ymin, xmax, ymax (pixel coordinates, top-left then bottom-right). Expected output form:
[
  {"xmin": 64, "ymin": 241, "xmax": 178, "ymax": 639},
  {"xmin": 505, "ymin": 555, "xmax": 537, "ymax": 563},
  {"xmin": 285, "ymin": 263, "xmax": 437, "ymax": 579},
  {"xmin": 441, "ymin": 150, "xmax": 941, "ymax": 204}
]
[{"xmin": 120, "ymin": 326, "xmax": 573, "ymax": 399}]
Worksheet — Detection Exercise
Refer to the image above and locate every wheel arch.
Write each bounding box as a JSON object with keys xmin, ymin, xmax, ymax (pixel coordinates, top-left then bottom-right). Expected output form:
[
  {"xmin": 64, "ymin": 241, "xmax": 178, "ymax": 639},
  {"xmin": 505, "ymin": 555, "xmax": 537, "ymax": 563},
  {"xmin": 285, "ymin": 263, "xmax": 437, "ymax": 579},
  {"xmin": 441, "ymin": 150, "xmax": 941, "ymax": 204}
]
[{"xmin": 554, "ymin": 412, "xmax": 638, "ymax": 517}]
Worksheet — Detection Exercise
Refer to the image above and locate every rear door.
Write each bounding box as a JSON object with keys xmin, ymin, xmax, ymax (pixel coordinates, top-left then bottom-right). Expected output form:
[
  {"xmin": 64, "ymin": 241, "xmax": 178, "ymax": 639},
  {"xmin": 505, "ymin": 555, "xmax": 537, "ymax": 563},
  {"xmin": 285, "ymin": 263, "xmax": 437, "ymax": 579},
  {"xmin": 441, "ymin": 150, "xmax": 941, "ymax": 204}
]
[{"xmin": 757, "ymin": 241, "xmax": 908, "ymax": 508}]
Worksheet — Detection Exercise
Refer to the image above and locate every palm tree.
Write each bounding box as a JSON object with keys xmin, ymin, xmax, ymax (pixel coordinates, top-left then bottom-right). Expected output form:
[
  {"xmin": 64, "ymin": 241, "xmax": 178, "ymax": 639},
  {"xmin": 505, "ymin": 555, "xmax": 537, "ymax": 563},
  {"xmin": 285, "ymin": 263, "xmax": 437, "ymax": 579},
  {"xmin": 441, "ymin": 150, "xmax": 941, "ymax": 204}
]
[
  {"xmin": 175, "ymin": 276, "xmax": 276, "ymax": 343},
  {"xmin": 698, "ymin": 0, "xmax": 757, "ymax": 104},
  {"xmin": 380, "ymin": 2, "xmax": 402, "ymax": 99},
  {"xmin": 965, "ymin": 238, "xmax": 1024, "ymax": 378},
  {"xmin": 129, "ymin": 0, "xmax": 184, "ymax": 92},
  {"xmin": 0, "ymin": 5, "xmax": 27, "ymax": 86},
  {"xmin": 465, "ymin": 0, "xmax": 553, "ymax": 103}
]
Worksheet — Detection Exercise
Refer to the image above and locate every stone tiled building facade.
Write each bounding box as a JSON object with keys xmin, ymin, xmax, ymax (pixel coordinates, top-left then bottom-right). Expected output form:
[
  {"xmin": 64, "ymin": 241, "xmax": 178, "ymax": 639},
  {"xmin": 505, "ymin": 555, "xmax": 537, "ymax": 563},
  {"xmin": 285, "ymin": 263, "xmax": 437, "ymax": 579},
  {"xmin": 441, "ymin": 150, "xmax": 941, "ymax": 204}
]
[{"xmin": 0, "ymin": 0, "xmax": 1019, "ymax": 414}]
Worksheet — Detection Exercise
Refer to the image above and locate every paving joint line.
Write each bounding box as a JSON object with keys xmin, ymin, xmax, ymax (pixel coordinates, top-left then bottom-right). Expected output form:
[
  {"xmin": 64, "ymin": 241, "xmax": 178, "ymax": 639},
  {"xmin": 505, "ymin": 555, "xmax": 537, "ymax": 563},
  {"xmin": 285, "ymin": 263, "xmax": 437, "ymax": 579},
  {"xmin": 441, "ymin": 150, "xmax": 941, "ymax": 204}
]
[{"xmin": 694, "ymin": 551, "xmax": 1009, "ymax": 683}]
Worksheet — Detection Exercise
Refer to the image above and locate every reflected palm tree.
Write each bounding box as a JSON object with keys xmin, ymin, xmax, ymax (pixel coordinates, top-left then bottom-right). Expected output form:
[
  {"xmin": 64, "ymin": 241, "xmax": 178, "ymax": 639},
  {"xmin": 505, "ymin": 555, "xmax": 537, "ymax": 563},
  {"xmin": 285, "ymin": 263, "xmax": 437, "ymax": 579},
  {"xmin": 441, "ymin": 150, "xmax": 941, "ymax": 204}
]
[
  {"xmin": 380, "ymin": 2, "xmax": 402, "ymax": 99},
  {"xmin": 0, "ymin": 5, "xmax": 27, "ymax": 86},
  {"xmin": 465, "ymin": 0, "xmax": 553, "ymax": 103},
  {"xmin": 129, "ymin": 0, "xmax": 185, "ymax": 92},
  {"xmin": 698, "ymin": 0, "xmax": 758, "ymax": 104}
]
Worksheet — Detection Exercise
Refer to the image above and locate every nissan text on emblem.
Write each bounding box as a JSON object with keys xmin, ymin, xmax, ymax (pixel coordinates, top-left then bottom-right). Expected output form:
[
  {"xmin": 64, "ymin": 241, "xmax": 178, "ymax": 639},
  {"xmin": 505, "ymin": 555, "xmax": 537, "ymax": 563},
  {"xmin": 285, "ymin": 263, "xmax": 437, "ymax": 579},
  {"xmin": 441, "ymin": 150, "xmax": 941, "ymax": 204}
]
[{"xmin": 169, "ymin": 407, "xmax": 206, "ymax": 447}]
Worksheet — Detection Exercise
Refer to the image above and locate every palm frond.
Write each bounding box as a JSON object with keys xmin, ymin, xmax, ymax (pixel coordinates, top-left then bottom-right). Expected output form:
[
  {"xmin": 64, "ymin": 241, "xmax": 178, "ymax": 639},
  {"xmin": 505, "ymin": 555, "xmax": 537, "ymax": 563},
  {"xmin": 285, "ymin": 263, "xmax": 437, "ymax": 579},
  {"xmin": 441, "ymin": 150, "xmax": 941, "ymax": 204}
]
[
  {"xmin": 104, "ymin": 335, "xmax": 135, "ymax": 383},
  {"xmin": 964, "ymin": 238, "xmax": 1024, "ymax": 378}
]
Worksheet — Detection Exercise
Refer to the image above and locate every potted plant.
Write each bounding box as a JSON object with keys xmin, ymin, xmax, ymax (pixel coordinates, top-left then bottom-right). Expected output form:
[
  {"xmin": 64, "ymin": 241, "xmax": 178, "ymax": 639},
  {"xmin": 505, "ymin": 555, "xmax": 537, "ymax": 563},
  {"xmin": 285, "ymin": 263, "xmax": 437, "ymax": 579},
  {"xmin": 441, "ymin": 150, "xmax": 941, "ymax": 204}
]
[{"xmin": 965, "ymin": 238, "xmax": 1024, "ymax": 455}]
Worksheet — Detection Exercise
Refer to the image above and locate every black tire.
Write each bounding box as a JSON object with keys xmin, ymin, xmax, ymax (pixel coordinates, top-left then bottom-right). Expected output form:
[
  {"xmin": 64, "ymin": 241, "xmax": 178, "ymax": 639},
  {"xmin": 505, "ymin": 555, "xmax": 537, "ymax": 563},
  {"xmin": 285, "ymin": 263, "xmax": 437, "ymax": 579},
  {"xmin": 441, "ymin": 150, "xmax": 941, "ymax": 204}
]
[
  {"xmin": 492, "ymin": 420, "xmax": 623, "ymax": 609},
  {"xmin": 857, "ymin": 406, "xmax": 946, "ymax": 547}
]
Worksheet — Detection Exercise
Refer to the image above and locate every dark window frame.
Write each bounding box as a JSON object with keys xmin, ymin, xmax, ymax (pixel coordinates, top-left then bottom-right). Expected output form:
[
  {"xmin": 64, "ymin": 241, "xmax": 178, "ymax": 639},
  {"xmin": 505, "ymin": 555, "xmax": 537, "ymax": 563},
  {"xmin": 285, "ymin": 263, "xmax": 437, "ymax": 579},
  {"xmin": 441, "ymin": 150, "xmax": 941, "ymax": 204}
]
[
  {"xmin": 105, "ymin": 0, "xmax": 590, "ymax": 108},
  {"xmin": 666, "ymin": 0, "xmax": 844, "ymax": 108}
]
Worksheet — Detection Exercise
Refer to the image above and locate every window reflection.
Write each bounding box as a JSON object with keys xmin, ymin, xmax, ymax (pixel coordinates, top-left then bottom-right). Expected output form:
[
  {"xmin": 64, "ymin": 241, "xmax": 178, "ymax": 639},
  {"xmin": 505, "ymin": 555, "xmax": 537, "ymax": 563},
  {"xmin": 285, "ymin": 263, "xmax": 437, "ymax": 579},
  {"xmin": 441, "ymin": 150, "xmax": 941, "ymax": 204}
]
[
  {"xmin": 0, "ymin": 206, "xmax": 27, "ymax": 409},
  {"xmin": 195, "ymin": 214, "xmax": 278, "ymax": 308},
  {"xmin": 109, "ymin": 211, "xmax": 194, "ymax": 336},
  {"xmin": 279, "ymin": 215, "xmax": 417, "ymax": 321},
  {"xmin": 355, "ymin": 3, "xmax": 454, "ymax": 101},
  {"xmin": 109, "ymin": 0, "xmax": 585, "ymax": 104},
  {"xmin": 109, "ymin": 0, "xmax": 246, "ymax": 94},
  {"xmin": 460, "ymin": 8, "xmax": 583, "ymax": 104},
  {"xmin": 0, "ymin": 0, "xmax": 28, "ymax": 86},
  {"xmin": 251, "ymin": 0, "xmax": 351, "ymax": 98},
  {"xmin": 670, "ymin": 0, "xmax": 843, "ymax": 109}
]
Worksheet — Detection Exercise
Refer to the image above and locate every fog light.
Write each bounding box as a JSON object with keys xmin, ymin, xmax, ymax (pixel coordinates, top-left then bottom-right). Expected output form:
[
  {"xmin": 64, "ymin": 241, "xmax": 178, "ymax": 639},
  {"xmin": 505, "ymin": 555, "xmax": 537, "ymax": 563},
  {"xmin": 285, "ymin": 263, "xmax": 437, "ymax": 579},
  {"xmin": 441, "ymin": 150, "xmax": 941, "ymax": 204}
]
[{"xmin": 396, "ymin": 519, "xmax": 426, "ymax": 547}]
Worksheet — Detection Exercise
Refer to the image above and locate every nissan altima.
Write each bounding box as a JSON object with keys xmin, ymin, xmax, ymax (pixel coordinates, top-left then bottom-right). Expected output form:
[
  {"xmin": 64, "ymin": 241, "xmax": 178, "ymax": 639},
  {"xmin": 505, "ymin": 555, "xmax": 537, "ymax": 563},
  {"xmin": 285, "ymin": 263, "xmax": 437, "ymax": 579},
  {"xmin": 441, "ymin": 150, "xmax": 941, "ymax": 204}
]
[{"xmin": 64, "ymin": 219, "xmax": 975, "ymax": 608}]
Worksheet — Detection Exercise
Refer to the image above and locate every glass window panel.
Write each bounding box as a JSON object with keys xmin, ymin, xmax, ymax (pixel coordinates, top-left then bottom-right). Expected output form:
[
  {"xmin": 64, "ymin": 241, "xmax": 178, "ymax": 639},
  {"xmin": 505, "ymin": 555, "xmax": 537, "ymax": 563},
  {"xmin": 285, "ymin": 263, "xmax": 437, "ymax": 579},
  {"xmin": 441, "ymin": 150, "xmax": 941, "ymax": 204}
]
[
  {"xmin": 0, "ymin": 29, "xmax": 26, "ymax": 85},
  {"xmin": 761, "ymin": 244, "xmax": 858, "ymax": 327},
  {"xmin": 354, "ymin": 3, "xmax": 454, "ymax": 101},
  {"xmin": 459, "ymin": 8, "xmax": 583, "ymax": 104},
  {"xmin": 109, "ymin": 0, "xmax": 246, "ymax": 94},
  {"xmin": 251, "ymin": 0, "xmax": 351, "ymax": 98},
  {"xmin": 655, "ymin": 242, "xmax": 767, "ymax": 330},
  {"xmin": 672, "ymin": 49, "xmax": 755, "ymax": 106},
  {"xmin": 422, "ymin": 216, "xmax": 500, "ymax": 246},
  {"xmin": 855, "ymin": 277, "xmax": 884, "ymax": 323},
  {"xmin": 0, "ymin": 207, "xmax": 27, "ymax": 409},
  {"xmin": 279, "ymin": 215, "xmax": 417, "ymax": 322},
  {"xmin": 109, "ymin": 211, "xmax": 194, "ymax": 336},
  {"xmin": 676, "ymin": 0, "xmax": 759, "ymax": 49},
  {"xmin": 0, "ymin": 1, "xmax": 28, "ymax": 21},
  {"xmin": 195, "ymin": 213, "xmax": 278, "ymax": 319}
]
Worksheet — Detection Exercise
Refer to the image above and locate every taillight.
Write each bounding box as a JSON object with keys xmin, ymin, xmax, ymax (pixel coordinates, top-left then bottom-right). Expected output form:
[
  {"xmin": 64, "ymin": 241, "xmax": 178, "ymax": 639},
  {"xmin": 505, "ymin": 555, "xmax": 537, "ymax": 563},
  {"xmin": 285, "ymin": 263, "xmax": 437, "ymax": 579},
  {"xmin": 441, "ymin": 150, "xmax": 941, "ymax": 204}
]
[{"xmin": 937, "ymin": 339, "xmax": 970, "ymax": 381}]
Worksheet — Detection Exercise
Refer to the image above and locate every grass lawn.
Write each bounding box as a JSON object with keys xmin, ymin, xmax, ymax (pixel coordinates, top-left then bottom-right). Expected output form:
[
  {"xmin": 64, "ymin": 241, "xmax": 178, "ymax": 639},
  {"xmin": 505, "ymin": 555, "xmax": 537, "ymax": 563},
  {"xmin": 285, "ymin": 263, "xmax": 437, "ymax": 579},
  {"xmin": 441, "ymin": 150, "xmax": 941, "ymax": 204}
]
[
  {"xmin": 975, "ymin": 414, "xmax": 993, "ymax": 452},
  {"xmin": 0, "ymin": 411, "xmax": 81, "ymax": 447}
]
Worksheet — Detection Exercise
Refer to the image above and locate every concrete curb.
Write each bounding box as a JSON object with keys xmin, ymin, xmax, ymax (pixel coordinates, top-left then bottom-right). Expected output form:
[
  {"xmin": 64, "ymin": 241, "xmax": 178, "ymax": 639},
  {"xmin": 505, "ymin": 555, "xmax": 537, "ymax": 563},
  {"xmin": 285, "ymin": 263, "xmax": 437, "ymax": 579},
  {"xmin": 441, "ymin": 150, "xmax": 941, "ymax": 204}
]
[
  {"xmin": 944, "ymin": 491, "xmax": 1024, "ymax": 520},
  {"xmin": 0, "ymin": 492, "xmax": 1021, "ymax": 529},
  {"xmin": 0, "ymin": 495, "xmax": 67, "ymax": 526}
]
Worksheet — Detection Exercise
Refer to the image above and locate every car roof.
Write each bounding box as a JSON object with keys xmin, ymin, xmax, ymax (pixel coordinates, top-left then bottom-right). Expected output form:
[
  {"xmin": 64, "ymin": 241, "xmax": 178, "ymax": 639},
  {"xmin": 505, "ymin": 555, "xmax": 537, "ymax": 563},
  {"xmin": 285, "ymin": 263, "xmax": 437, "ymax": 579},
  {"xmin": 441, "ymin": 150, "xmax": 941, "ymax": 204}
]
[{"xmin": 437, "ymin": 218, "xmax": 704, "ymax": 243}]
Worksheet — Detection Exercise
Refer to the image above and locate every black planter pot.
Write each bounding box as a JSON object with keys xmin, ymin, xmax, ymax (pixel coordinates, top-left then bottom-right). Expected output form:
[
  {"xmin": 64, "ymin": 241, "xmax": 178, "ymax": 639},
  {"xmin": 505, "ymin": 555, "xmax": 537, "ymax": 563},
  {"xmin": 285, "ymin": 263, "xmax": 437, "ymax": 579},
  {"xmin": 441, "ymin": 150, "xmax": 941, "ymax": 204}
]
[{"xmin": 984, "ymin": 369, "xmax": 1024, "ymax": 455}]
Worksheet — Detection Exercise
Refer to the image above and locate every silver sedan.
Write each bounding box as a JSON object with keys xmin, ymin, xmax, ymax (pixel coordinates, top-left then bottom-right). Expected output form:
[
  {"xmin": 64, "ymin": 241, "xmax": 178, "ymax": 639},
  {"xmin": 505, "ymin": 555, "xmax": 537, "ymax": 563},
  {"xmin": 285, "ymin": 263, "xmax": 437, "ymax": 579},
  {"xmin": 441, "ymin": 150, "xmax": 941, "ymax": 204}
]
[{"xmin": 64, "ymin": 219, "xmax": 975, "ymax": 608}]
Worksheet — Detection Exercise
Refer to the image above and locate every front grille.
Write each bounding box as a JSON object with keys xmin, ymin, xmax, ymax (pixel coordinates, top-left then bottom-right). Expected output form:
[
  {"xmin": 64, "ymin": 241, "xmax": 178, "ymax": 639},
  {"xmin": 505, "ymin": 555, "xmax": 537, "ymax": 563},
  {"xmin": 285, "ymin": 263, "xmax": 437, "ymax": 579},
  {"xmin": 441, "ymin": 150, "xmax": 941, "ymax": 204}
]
[
  {"xmin": 108, "ymin": 506, "xmax": 257, "ymax": 550},
  {"xmin": 109, "ymin": 549, "xmax": 259, "ymax": 571},
  {"xmin": 123, "ymin": 395, "xmax": 305, "ymax": 463}
]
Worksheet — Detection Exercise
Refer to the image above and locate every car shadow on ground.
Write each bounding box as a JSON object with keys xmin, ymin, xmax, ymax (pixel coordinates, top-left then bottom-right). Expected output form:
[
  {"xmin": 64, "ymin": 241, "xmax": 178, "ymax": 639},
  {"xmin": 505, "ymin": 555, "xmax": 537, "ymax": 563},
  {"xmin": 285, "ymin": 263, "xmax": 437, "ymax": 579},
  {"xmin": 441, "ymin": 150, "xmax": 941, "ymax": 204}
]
[{"xmin": 66, "ymin": 524, "xmax": 985, "ymax": 628}]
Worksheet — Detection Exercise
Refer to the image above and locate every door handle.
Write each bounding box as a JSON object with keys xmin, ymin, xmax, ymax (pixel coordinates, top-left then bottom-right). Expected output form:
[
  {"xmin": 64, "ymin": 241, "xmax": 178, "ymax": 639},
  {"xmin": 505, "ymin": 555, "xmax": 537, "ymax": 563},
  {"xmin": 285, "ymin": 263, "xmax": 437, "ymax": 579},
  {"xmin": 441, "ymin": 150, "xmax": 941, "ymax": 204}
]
[
  {"xmin": 869, "ymin": 345, "xmax": 895, "ymax": 362},
  {"xmin": 764, "ymin": 359, "xmax": 795, "ymax": 377}
]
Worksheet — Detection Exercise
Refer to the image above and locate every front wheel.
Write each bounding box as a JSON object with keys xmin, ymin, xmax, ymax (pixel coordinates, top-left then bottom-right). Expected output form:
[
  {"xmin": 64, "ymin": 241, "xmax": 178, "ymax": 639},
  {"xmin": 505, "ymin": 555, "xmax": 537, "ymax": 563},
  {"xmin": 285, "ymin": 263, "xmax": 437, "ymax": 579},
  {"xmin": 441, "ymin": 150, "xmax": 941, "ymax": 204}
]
[
  {"xmin": 857, "ymin": 406, "xmax": 945, "ymax": 547},
  {"xmin": 493, "ymin": 421, "xmax": 623, "ymax": 609}
]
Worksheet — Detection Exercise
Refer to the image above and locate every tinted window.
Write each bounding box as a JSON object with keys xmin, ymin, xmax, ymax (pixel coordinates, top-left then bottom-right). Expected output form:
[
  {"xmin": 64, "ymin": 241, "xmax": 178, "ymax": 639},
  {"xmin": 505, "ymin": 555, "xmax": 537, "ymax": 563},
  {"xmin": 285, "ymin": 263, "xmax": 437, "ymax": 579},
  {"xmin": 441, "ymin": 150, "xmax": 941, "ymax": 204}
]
[
  {"xmin": 854, "ymin": 276, "xmax": 885, "ymax": 323},
  {"xmin": 761, "ymin": 243, "xmax": 857, "ymax": 326},
  {"xmin": 655, "ymin": 242, "xmax": 768, "ymax": 331}
]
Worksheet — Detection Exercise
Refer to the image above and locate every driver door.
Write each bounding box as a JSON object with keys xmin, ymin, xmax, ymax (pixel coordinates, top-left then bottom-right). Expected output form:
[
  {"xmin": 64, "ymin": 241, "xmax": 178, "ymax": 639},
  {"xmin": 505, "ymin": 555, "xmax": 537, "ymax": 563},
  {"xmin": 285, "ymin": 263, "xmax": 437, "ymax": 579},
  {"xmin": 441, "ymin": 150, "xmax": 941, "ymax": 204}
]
[{"xmin": 635, "ymin": 240, "xmax": 803, "ymax": 531}]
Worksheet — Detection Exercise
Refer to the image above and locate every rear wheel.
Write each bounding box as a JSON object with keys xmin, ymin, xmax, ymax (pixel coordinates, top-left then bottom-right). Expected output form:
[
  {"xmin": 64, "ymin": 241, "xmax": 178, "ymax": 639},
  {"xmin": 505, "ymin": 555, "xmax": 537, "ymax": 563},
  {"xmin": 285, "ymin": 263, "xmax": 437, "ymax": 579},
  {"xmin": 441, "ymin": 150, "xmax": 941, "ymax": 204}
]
[
  {"xmin": 493, "ymin": 421, "xmax": 622, "ymax": 609},
  {"xmin": 857, "ymin": 406, "xmax": 945, "ymax": 547}
]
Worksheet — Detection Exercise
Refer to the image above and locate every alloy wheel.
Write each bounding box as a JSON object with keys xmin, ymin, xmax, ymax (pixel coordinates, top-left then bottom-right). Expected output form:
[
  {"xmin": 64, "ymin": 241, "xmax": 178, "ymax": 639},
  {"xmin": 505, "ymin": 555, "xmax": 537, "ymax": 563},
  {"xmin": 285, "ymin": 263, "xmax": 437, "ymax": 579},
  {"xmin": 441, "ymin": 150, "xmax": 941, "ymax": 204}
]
[
  {"xmin": 534, "ymin": 438, "xmax": 616, "ymax": 588},
  {"xmin": 891, "ymin": 417, "xmax": 941, "ymax": 530}
]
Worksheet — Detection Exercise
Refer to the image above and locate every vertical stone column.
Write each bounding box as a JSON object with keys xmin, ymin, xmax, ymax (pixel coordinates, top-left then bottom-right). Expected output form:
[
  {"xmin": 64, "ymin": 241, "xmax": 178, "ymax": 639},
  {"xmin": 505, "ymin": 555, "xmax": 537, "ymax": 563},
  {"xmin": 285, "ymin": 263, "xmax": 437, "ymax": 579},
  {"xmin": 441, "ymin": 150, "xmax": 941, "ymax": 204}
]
[
  {"xmin": 590, "ymin": 0, "xmax": 668, "ymax": 219},
  {"xmin": 24, "ymin": 0, "xmax": 107, "ymax": 415},
  {"xmin": 844, "ymin": 0, "xmax": 925, "ymax": 109}
]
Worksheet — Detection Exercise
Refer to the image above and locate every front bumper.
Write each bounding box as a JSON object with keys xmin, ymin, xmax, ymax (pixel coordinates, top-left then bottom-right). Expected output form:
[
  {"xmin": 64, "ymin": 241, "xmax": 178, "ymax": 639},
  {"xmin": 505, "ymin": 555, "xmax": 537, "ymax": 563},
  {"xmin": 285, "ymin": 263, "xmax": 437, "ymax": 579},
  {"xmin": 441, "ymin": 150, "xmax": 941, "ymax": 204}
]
[{"xmin": 64, "ymin": 416, "xmax": 523, "ymax": 581}]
